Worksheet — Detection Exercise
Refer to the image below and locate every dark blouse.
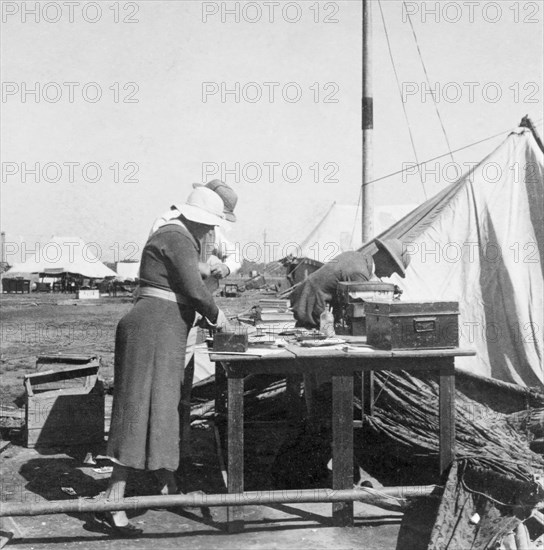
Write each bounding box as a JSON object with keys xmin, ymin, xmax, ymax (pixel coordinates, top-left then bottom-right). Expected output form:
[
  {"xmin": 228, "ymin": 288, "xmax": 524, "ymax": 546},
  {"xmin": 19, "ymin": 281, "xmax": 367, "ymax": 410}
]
[
  {"xmin": 291, "ymin": 251, "xmax": 375, "ymax": 327},
  {"xmin": 139, "ymin": 223, "xmax": 219, "ymax": 322}
]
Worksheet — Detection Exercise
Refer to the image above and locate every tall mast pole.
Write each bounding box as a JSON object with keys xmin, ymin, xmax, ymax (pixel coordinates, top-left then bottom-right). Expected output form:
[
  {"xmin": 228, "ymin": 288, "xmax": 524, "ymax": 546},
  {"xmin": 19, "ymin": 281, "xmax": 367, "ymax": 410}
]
[{"xmin": 362, "ymin": 0, "xmax": 373, "ymax": 243}]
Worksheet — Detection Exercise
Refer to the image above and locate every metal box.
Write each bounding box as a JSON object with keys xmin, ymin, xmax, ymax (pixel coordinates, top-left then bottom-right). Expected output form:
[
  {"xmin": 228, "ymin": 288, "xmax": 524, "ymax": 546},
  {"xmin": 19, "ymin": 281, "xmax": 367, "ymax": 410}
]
[
  {"xmin": 221, "ymin": 283, "xmax": 239, "ymax": 298},
  {"xmin": 365, "ymin": 300, "xmax": 459, "ymax": 350},
  {"xmin": 24, "ymin": 355, "xmax": 104, "ymax": 448},
  {"xmin": 213, "ymin": 331, "xmax": 249, "ymax": 353},
  {"xmin": 336, "ymin": 282, "xmax": 396, "ymax": 336},
  {"xmin": 336, "ymin": 282, "xmax": 396, "ymax": 304}
]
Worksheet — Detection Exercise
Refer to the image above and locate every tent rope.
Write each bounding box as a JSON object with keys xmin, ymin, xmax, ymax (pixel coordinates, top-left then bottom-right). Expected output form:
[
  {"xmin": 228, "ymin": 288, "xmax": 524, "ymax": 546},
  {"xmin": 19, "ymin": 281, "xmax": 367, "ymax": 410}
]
[
  {"xmin": 349, "ymin": 186, "xmax": 362, "ymax": 249},
  {"xmin": 363, "ymin": 119, "xmax": 544, "ymax": 187},
  {"xmin": 402, "ymin": 0, "xmax": 455, "ymax": 163},
  {"xmin": 378, "ymin": 0, "xmax": 428, "ymax": 200}
]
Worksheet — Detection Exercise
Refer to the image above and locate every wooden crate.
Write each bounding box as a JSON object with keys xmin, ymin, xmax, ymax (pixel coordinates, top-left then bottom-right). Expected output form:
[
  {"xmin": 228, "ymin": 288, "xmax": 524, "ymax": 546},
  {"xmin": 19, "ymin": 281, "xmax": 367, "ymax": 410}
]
[{"xmin": 25, "ymin": 355, "xmax": 104, "ymax": 448}]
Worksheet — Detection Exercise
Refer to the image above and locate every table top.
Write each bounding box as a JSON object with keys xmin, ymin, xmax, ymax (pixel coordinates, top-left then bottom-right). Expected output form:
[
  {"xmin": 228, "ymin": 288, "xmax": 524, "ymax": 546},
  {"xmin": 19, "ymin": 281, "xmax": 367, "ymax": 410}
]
[{"xmin": 210, "ymin": 344, "xmax": 475, "ymax": 364}]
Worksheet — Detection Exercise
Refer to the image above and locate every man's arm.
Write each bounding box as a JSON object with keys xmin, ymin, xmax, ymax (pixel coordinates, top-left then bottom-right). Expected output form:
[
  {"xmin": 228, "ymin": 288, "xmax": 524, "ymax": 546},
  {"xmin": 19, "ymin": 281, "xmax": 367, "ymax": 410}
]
[
  {"xmin": 290, "ymin": 251, "xmax": 374, "ymax": 327},
  {"xmin": 209, "ymin": 227, "xmax": 241, "ymax": 277}
]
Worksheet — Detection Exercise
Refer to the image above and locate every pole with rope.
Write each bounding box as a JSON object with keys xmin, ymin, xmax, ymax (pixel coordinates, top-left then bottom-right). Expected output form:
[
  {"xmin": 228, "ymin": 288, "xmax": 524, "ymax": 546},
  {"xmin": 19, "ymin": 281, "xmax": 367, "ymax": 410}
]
[{"xmin": 362, "ymin": 0, "xmax": 373, "ymax": 244}]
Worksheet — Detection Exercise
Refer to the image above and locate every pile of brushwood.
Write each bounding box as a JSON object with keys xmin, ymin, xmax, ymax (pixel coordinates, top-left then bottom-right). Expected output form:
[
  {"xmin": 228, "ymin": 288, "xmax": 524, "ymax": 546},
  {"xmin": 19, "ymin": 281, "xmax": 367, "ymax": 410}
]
[{"xmin": 191, "ymin": 369, "xmax": 544, "ymax": 549}]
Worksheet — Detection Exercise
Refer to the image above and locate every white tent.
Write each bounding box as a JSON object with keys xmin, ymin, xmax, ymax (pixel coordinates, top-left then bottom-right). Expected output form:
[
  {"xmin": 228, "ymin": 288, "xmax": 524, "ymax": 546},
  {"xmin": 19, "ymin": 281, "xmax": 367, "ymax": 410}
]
[
  {"xmin": 298, "ymin": 203, "xmax": 417, "ymax": 263},
  {"xmin": 5, "ymin": 236, "xmax": 117, "ymax": 279},
  {"xmin": 115, "ymin": 261, "xmax": 140, "ymax": 281},
  {"xmin": 360, "ymin": 128, "xmax": 543, "ymax": 387}
]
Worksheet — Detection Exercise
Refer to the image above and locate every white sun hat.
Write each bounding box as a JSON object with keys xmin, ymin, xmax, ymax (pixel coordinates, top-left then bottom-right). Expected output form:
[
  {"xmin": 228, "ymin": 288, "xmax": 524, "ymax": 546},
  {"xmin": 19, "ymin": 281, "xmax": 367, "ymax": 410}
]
[{"xmin": 175, "ymin": 187, "xmax": 225, "ymax": 226}]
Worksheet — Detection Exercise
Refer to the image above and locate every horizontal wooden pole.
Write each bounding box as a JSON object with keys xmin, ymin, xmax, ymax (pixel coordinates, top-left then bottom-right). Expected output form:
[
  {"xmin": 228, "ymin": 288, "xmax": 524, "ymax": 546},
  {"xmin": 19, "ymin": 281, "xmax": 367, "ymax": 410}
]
[{"xmin": 0, "ymin": 486, "xmax": 438, "ymax": 517}]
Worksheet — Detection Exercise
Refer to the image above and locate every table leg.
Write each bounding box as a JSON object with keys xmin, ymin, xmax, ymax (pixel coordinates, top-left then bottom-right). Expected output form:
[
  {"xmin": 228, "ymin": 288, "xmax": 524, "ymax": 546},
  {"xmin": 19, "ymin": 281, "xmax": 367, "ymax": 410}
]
[
  {"xmin": 361, "ymin": 371, "xmax": 375, "ymax": 418},
  {"xmin": 439, "ymin": 359, "xmax": 455, "ymax": 475},
  {"xmin": 227, "ymin": 374, "xmax": 244, "ymax": 532},
  {"xmin": 332, "ymin": 374, "xmax": 354, "ymax": 526},
  {"xmin": 215, "ymin": 362, "xmax": 227, "ymax": 424}
]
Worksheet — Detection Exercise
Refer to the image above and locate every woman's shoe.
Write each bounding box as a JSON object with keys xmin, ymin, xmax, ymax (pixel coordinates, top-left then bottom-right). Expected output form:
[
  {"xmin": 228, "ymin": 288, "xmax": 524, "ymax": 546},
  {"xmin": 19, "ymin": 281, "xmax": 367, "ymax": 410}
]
[{"xmin": 94, "ymin": 511, "xmax": 143, "ymax": 537}]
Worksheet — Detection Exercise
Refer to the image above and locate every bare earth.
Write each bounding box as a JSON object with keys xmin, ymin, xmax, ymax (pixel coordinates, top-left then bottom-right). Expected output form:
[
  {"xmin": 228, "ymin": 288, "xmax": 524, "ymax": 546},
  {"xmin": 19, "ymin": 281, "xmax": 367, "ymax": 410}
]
[{"xmin": 0, "ymin": 292, "xmax": 403, "ymax": 549}]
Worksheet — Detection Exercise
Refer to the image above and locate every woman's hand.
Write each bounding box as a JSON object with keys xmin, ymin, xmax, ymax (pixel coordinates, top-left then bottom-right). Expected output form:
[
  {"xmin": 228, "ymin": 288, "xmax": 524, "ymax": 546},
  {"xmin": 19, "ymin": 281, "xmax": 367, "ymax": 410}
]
[
  {"xmin": 215, "ymin": 309, "xmax": 231, "ymax": 332},
  {"xmin": 198, "ymin": 309, "xmax": 232, "ymax": 332}
]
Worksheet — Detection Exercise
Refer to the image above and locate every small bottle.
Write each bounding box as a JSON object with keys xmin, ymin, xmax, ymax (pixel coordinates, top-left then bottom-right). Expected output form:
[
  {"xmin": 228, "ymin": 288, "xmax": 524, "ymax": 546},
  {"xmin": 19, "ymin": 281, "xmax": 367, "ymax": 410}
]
[{"xmin": 320, "ymin": 305, "xmax": 336, "ymax": 338}]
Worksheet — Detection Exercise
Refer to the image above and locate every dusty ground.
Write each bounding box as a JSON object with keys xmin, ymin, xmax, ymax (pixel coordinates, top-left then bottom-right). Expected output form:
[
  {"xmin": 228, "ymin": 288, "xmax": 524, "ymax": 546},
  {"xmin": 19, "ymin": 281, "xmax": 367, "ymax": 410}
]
[
  {"xmin": 1, "ymin": 425, "xmax": 404, "ymax": 549},
  {"xmin": 0, "ymin": 291, "xmax": 411, "ymax": 549},
  {"xmin": 1, "ymin": 291, "xmax": 258, "ymax": 406}
]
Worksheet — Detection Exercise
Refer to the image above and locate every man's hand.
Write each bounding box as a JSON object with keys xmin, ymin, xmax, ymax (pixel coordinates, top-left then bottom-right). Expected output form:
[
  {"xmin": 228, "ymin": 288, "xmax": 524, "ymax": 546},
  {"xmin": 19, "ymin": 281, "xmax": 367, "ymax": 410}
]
[
  {"xmin": 198, "ymin": 262, "xmax": 211, "ymax": 280},
  {"xmin": 210, "ymin": 263, "xmax": 230, "ymax": 279}
]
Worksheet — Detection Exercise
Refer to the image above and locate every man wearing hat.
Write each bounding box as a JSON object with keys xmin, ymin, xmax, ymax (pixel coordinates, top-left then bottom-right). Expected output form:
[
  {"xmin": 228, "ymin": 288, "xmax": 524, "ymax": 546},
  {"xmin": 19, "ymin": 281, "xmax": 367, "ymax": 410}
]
[{"xmin": 291, "ymin": 238, "xmax": 410, "ymax": 328}]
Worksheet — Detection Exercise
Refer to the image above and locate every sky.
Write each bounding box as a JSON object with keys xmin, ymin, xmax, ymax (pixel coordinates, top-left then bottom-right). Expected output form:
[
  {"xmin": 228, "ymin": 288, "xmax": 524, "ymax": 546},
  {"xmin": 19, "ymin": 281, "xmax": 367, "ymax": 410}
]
[{"xmin": 1, "ymin": 0, "xmax": 543, "ymax": 265}]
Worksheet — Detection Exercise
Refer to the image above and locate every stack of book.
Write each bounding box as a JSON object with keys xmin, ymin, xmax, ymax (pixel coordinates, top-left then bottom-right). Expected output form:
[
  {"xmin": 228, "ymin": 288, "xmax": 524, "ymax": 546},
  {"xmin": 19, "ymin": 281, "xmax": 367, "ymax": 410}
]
[
  {"xmin": 257, "ymin": 307, "xmax": 294, "ymax": 323},
  {"xmin": 237, "ymin": 299, "xmax": 295, "ymax": 328},
  {"xmin": 258, "ymin": 298, "xmax": 291, "ymax": 311}
]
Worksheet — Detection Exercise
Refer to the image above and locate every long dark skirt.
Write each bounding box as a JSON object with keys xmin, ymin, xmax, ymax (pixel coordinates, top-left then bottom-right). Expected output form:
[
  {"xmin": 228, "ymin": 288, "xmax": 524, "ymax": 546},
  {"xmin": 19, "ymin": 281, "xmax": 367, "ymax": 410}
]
[{"xmin": 106, "ymin": 296, "xmax": 194, "ymax": 471}]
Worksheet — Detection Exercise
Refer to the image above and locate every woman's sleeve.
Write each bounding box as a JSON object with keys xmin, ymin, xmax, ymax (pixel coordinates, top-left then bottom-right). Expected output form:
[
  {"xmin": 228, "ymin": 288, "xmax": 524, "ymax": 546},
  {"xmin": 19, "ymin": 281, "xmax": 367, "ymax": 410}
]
[{"xmin": 161, "ymin": 230, "xmax": 219, "ymax": 322}]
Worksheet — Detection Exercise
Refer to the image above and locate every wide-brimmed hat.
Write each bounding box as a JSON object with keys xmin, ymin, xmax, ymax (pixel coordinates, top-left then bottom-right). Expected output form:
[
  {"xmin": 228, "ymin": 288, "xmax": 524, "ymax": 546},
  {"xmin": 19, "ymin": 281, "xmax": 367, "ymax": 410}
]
[
  {"xmin": 193, "ymin": 180, "xmax": 238, "ymax": 222},
  {"xmin": 175, "ymin": 187, "xmax": 225, "ymax": 227},
  {"xmin": 374, "ymin": 238, "xmax": 410, "ymax": 277}
]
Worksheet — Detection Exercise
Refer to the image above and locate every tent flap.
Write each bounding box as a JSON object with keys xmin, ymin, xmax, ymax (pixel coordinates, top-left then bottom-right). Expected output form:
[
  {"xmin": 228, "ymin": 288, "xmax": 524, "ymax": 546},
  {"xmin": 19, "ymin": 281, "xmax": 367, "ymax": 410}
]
[{"xmin": 360, "ymin": 129, "xmax": 543, "ymax": 387}]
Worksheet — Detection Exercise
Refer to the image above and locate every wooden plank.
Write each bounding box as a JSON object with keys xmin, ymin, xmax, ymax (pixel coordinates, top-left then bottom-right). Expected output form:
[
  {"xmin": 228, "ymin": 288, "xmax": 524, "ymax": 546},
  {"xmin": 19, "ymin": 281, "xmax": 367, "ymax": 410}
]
[
  {"xmin": 220, "ymin": 354, "xmax": 470, "ymax": 377},
  {"xmin": 390, "ymin": 348, "xmax": 475, "ymax": 358},
  {"xmin": 211, "ymin": 345, "xmax": 474, "ymax": 364},
  {"xmin": 227, "ymin": 375, "xmax": 244, "ymax": 533},
  {"xmin": 332, "ymin": 374, "xmax": 354, "ymax": 527},
  {"xmin": 210, "ymin": 349, "xmax": 294, "ymax": 362},
  {"xmin": 37, "ymin": 354, "xmax": 98, "ymax": 363},
  {"xmin": 210, "ymin": 352, "xmax": 265, "ymax": 358},
  {"xmin": 439, "ymin": 359, "xmax": 456, "ymax": 475},
  {"xmin": 25, "ymin": 365, "xmax": 99, "ymax": 385}
]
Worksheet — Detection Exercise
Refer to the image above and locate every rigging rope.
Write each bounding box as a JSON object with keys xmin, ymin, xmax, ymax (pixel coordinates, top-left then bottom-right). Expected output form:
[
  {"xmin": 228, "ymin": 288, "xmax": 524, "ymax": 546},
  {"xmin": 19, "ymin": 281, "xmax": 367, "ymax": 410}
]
[
  {"xmin": 403, "ymin": 0, "xmax": 455, "ymax": 163},
  {"xmin": 349, "ymin": 186, "xmax": 363, "ymax": 248},
  {"xmin": 378, "ymin": 0, "xmax": 428, "ymax": 200},
  {"xmin": 363, "ymin": 118, "xmax": 544, "ymax": 187}
]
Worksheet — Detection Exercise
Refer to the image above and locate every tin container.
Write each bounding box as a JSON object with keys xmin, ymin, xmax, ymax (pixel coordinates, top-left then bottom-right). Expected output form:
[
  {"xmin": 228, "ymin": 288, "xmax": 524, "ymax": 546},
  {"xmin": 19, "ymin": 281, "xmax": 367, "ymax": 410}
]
[
  {"xmin": 213, "ymin": 331, "xmax": 249, "ymax": 353},
  {"xmin": 365, "ymin": 300, "xmax": 459, "ymax": 350},
  {"xmin": 336, "ymin": 282, "xmax": 396, "ymax": 336}
]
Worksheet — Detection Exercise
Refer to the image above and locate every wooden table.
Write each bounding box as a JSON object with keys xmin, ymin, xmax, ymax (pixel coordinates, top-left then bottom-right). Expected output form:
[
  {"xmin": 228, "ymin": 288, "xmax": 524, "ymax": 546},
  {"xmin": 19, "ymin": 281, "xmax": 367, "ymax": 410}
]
[{"xmin": 210, "ymin": 345, "xmax": 475, "ymax": 532}]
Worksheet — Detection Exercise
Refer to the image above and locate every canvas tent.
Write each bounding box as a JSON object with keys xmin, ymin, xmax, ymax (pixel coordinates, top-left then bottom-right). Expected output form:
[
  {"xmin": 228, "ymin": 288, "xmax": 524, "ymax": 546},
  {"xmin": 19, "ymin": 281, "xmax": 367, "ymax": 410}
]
[
  {"xmin": 4, "ymin": 236, "xmax": 117, "ymax": 279},
  {"xmin": 359, "ymin": 127, "xmax": 543, "ymax": 387},
  {"xmin": 115, "ymin": 261, "xmax": 140, "ymax": 281},
  {"xmin": 298, "ymin": 203, "xmax": 417, "ymax": 263}
]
